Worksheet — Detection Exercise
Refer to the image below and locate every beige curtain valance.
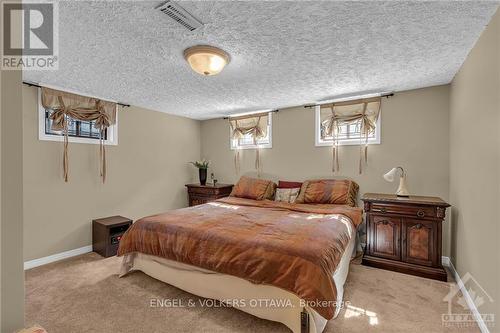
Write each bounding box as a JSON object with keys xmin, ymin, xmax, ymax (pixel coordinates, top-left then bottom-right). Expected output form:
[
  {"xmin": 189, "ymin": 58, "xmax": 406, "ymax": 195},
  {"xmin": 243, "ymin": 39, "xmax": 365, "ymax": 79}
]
[
  {"xmin": 41, "ymin": 87, "xmax": 118, "ymax": 183},
  {"xmin": 319, "ymin": 97, "xmax": 381, "ymax": 174},
  {"xmin": 229, "ymin": 112, "xmax": 269, "ymax": 176},
  {"xmin": 229, "ymin": 112, "xmax": 269, "ymax": 141}
]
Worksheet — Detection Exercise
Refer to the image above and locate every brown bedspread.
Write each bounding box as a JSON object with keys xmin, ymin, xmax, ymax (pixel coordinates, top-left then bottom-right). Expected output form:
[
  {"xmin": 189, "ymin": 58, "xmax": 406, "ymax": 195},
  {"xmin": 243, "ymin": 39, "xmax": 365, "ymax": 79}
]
[{"xmin": 118, "ymin": 197, "xmax": 362, "ymax": 319}]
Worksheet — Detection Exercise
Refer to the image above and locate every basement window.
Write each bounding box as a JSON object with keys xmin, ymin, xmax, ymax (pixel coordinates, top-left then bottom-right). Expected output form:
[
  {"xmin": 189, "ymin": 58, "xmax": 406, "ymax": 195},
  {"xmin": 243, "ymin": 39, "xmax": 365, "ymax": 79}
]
[
  {"xmin": 230, "ymin": 113, "xmax": 272, "ymax": 150},
  {"xmin": 38, "ymin": 90, "xmax": 118, "ymax": 145},
  {"xmin": 315, "ymin": 106, "xmax": 381, "ymax": 146}
]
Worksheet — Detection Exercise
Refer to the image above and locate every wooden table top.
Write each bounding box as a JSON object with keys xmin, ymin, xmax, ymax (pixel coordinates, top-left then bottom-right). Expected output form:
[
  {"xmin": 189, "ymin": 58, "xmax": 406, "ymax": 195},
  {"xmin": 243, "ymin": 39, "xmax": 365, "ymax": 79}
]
[
  {"xmin": 92, "ymin": 215, "xmax": 132, "ymax": 226},
  {"xmin": 185, "ymin": 183, "xmax": 233, "ymax": 189},
  {"xmin": 362, "ymin": 193, "xmax": 450, "ymax": 206}
]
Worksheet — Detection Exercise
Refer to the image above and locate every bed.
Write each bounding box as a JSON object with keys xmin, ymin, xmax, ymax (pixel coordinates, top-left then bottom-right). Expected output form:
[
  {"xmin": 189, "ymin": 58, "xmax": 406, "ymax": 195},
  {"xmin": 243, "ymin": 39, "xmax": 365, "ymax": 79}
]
[{"xmin": 118, "ymin": 181, "xmax": 362, "ymax": 333}]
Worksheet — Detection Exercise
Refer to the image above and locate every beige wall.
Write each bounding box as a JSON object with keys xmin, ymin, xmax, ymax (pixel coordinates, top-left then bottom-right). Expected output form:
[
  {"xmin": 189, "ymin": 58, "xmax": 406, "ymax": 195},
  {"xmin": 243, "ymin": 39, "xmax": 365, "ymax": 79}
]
[
  {"xmin": 201, "ymin": 85, "xmax": 451, "ymax": 254},
  {"xmin": 23, "ymin": 85, "xmax": 200, "ymax": 261},
  {"xmin": 449, "ymin": 8, "xmax": 499, "ymax": 322},
  {"xmin": 1, "ymin": 1, "xmax": 25, "ymax": 329},
  {"xmin": 1, "ymin": 60, "xmax": 25, "ymax": 330}
]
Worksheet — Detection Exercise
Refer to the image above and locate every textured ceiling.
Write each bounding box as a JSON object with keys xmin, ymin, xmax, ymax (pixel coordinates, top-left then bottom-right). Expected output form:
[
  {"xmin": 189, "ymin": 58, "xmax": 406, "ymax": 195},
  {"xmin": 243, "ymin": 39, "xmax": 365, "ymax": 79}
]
[{"xmin": 24, "ymin": 1, "xmax": 499, "ymax": 119}]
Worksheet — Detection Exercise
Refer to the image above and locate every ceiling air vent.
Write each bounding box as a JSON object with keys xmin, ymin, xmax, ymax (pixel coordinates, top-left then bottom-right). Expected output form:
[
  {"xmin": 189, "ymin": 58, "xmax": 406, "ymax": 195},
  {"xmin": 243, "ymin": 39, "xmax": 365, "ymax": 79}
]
[{"xmin": 156, "ymin": 1, "xmax": 203, "ymax": 31}]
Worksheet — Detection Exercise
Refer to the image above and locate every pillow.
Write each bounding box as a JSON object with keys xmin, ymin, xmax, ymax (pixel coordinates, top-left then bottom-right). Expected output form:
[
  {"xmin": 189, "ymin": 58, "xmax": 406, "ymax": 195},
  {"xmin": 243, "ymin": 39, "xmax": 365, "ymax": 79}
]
[
  {"xmin": 17, "ymin": 326, "xmax": 48, "ymax": 333},
  {"xmin": 274, "ymin": 187, "xmax": 301, "ymax": 203},
  {"xmin": 230, "ymin": 176, "xmax": 276, "ymax": 200},
  {"xmin": 295, "ymin": 179, "xmax": 359, "ymax": 206},
  {"xmin": 278, "ymin": 180, "xmax": 303, "ymax": 189}
]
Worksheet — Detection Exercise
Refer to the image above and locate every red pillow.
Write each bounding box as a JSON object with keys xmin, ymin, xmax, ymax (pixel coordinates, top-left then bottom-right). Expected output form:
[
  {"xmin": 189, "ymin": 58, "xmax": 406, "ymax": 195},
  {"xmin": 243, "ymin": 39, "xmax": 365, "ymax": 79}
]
[{"xmin": 278, "ymin": 180, "xmax": 303, "ymax": 189}]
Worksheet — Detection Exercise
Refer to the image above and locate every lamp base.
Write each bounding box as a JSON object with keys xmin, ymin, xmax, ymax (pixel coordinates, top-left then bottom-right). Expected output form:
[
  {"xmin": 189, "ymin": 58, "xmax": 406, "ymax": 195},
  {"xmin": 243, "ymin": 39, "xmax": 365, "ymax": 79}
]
[{"xmin": 396, "ymin": 176, "xmax": 410, "ymax": 197}]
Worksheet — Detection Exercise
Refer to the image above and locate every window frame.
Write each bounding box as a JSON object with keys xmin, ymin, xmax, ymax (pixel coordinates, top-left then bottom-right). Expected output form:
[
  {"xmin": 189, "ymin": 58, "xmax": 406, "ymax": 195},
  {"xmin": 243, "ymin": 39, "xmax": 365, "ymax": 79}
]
[
  {"xmin": 230, "ymin": 112, "xmax": 272, "ymax": 150},
  {"xmin": 314, "ymin": 105, "xmax": 381, "ymax": 147},
  {"xmin": 38, "ymin": 89, "xmax": 118, "ymax": 146}
]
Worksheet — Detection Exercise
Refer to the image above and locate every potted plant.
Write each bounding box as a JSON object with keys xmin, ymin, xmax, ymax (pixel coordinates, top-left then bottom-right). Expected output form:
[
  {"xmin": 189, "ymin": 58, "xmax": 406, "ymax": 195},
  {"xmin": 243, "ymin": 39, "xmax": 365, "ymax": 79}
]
[{"xmin": 190, "ymin": 159, "xmax": 209, "ymax": 185}]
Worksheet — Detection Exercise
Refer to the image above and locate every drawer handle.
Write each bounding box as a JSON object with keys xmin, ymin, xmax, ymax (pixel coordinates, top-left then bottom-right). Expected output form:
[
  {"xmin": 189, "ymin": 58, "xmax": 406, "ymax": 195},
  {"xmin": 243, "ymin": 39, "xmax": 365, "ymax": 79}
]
[
  {"xmin": 415, "ymin": 223, "xmax": 423, "ymax": 229},
  {"xmin": 379, "ymin": 208, "xmax": 387, "ymax": 213},
  {"xmin": 416, "ymin": 210, "xmax": 425, "ymax": 218}
]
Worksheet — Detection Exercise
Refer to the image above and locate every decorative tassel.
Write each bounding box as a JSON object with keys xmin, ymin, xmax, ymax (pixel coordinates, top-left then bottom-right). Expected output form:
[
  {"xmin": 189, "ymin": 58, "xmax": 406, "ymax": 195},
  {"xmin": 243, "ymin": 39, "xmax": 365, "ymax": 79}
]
[
  {"xmin": 102, "ymin": 145, "xmax": 106, "ymax": 183},
  {"xmin": 332, "ymin": 144, "xmax": 336, "ymax": 173},
  {"xmin": 99, "ymin": 130, "xmax": 106, "ymax": 183},
  {"xmin": 255, "ymin": 148, "xmax": 261, "ymax": 177},
  {"xmin": 63, "ymin": 120, "xmax": 69, "ymax": 182},
  {"xmin": 358, "ymin": 105, "xmax": 369, "ymax": 175},
  {"xmin": 234, "ymin": 150, "xmax": 240, "ymax": 175},
  {"xmin": 335, "ymin": 145, "xmax": 339, "ymax": 172},
  {"xmin": 359, "ymin": 146, "xmax": 362, "ymax": 175},
  {"xmin": 332, "ymin": 142, "xmax": 340, "ymax": 173},
  {"xmin": 332, "ymin": 131, "xmax": 340, "ymax": 173}
]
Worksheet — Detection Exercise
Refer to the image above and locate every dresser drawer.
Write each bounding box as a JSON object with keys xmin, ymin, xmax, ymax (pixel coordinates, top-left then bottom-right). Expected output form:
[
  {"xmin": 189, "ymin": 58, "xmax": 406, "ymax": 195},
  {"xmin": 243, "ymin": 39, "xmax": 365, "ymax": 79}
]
[{"xmin": 371, "ymin": 203, "xmax": 435, "ymax": 219}]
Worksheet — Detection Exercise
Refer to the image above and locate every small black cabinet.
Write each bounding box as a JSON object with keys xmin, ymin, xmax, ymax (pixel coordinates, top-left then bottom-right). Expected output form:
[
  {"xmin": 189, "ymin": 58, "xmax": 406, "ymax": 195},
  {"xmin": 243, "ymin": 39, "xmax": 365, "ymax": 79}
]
[{"xmin": 92, "ymin": 216, "xmax": 132, "ymax": 257}]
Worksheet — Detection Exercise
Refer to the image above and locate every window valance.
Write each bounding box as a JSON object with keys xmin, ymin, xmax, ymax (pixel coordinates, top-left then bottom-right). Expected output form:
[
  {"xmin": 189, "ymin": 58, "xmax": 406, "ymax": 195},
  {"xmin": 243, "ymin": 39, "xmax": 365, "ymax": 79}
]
[
  {"xmin": 229, "ymin": 112, "xmax": 269, "ymax": 175},
  {"xmin": 229, "ymin": 112, "xmax": 269, "ymax": 142},
  {"xmin": 319, "ymin": 97, "xmax": 381, "ymax": 174},
  {"xmin": 41, "ymin": 87, "xmax": 118, "ymax": 183}
]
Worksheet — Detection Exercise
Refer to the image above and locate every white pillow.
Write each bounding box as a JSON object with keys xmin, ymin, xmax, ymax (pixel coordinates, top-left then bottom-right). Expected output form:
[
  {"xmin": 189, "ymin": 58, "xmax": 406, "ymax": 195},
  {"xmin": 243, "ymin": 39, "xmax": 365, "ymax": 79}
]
[{"xmin": 274, "ymin": 188, "xmax": 301, "ymax": 203}]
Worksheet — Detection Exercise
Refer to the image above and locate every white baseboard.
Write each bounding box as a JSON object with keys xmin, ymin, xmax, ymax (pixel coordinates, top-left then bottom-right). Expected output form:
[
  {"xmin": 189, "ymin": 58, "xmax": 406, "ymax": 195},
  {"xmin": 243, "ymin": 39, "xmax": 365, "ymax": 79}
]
[
  {"xmin": 441, "ymin": 255, "xmax": 451, "ymax": 267},
  {"xmin": 24, "ymin": 245, "xmax": 93, "ymax": 270},
  {"xmin": 442, "ymin": 256, "xmax": 491, "ymax": 333}
]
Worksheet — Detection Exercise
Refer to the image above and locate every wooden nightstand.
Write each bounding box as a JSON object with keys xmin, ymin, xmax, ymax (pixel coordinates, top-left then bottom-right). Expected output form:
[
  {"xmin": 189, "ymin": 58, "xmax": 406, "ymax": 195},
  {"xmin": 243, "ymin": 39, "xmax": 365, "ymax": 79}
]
[
  {"xmin": 92, "ymin": 216, "xmax": 132, "ymax": 257},
  {"xmin": 185, "ymin": 183, "xmax": 234, "ymax": 207},
  {"xmin": 361, "ymin": 193, "xmax": 450, "ymax": 281}
]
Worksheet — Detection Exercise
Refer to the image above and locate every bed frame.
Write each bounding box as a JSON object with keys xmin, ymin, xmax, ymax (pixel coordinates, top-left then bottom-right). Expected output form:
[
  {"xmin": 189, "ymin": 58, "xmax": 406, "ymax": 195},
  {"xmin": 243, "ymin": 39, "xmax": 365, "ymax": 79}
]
[{"xmin": 120, "ymin": 234, "xmax": 355, "ymax": 333}]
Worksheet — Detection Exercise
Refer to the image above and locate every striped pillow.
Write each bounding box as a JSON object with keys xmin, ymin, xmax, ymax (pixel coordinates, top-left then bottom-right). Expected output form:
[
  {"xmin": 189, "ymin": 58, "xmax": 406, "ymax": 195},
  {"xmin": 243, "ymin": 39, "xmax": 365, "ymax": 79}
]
[
  {"xmin": 295, "ymin": 179, "xmax": 359, "ymax": 206},
  {"xmin": 230, "ymin": 176, "xmax": 276, "ymax": 200}
]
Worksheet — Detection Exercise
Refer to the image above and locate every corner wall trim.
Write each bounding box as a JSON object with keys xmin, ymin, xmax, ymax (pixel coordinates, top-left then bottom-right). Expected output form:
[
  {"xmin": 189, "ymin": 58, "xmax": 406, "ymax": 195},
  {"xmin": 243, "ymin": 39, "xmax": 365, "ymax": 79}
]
[
  {"xmin": 442, "ymin": 256, "xmax": 491, "ymax": 333},
  {"xmin": 24, "ymin": 245, "xmax": 93, "ymax": 270}
]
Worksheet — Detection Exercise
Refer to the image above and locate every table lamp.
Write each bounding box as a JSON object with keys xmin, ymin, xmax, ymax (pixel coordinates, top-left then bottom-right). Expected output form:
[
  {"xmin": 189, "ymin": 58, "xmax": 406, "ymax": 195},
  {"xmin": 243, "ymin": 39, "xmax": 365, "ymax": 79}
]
[{"xmin": 383, "ymin": 167, "xmax": 410, "ymax": 197}]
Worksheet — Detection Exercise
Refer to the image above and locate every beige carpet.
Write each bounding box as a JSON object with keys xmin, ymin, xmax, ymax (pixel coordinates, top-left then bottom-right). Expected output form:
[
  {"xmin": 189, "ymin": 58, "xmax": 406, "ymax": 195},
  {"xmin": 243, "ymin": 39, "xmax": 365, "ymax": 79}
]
[{"xmin": 25, "ymin": 253, "xmax": 478, "ymax": 333}]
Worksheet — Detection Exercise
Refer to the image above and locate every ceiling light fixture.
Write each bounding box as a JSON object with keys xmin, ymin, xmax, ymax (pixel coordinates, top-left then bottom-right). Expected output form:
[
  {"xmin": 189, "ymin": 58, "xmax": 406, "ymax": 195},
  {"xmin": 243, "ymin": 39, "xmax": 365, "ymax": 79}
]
[{"xmin": 184, "ymin": 45, "xmax": 230, "ymax": 76}]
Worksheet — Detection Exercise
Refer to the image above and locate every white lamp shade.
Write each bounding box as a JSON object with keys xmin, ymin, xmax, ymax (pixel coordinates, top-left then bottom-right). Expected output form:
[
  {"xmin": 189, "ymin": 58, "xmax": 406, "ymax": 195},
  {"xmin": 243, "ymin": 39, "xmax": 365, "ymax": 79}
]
[
  {"xmin": 383, "ymin": 167, "xmax": 398, "ymax": 182},
  {"xmin": 383, "ymin": 167, "xmax": 410, "ymax": 197},
  {"xmin": 184, "ymin": 45, "xmax": 230, "ymax": 76}
]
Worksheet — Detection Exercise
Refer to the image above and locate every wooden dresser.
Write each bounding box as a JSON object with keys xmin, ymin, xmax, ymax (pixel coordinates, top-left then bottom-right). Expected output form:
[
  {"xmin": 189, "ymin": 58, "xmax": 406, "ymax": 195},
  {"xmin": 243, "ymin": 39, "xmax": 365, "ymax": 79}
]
[
  {"xmin": 361, "ymin": 193, "xmax": 450, "ymax": 281},
  {"xmin": 185, "ymin": 183, "xmax": 234, "ymax": 207}
]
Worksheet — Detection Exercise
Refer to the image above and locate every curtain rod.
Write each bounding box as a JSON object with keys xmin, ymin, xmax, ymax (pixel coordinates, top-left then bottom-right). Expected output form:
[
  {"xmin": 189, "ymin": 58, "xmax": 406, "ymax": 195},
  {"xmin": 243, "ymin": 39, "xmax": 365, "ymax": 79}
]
[
  {"xmin": 303, "ymin": 92, "xmax": 394, "ymax": 109},
  {"xmin": 223, "ymin": 109, "xmax": 279, "ymax": 120},
  {"xmin": 22, "ymin": 81, "xmax": 131, "ymax": 108}
]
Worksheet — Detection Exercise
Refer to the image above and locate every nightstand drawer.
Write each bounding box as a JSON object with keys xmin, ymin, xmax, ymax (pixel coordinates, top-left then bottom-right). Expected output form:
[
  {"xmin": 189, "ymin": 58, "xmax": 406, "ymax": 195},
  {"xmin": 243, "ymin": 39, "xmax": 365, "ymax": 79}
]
[{"xmin": 371, "ymin": 203, "xmax": 435, "ymax": 218}]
